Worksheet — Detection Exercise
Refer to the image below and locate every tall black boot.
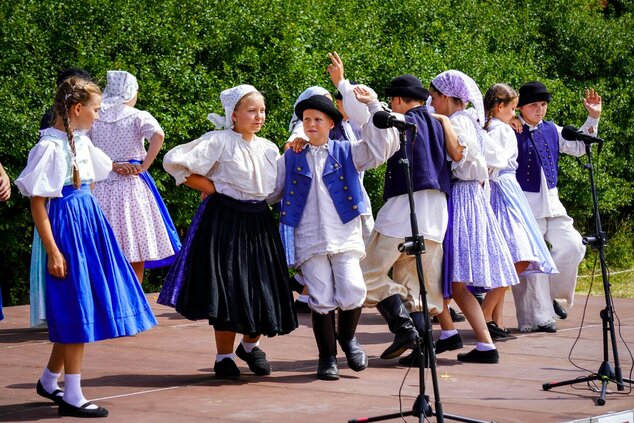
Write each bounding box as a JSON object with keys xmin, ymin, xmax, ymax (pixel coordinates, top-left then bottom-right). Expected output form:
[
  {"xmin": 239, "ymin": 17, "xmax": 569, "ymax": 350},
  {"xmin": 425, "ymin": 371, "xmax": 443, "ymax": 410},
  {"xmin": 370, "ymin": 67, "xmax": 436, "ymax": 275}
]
[
  {"xmin": 376, "ymin": 294, "xmax": 418, "ymax": 359},
  {"xmin": 337, "ymin": 307, "xmax": 368, "ymax": 372},
  {"xmin": 312, "ymin": 310, "xmax": 339, "ymax": 380},
  {"xmin": 399, "ymin": 312, "xmax": 429, "ymax": 367}
]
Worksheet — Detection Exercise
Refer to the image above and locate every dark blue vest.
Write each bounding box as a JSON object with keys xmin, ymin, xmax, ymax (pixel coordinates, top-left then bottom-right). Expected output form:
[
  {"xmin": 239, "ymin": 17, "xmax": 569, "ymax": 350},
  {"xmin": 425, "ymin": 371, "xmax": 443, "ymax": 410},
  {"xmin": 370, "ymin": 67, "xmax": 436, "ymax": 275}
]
[
  {"xmin": 279, "ymin": 140, "xmax": 366, "ymax": 227},
  {"xmin": 515, "ymin": 121, "xmax": 560, "ymax": 192},
  {"xmin": 383, "ymin": 105, "xmax": 451, "ymax": 200}
]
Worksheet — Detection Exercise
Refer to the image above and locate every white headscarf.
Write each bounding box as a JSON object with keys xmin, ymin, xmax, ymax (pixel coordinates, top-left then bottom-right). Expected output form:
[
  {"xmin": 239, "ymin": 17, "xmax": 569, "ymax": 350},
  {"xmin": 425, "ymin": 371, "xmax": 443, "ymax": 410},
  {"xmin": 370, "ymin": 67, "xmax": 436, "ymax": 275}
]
[
  {"xmin": 101, "ymin": 71, "xmax": 139, "ymax": 112},
  {"xmin": 431, "ymin": 70, "xmax": 485, "ymax": 126},
  {"xmin": 288, "ymin": 86, "xmax": 330, "ymax": 132},
  {"xmin": 207, "ymin": 84, "xmax": 259, "ymax": 129}
]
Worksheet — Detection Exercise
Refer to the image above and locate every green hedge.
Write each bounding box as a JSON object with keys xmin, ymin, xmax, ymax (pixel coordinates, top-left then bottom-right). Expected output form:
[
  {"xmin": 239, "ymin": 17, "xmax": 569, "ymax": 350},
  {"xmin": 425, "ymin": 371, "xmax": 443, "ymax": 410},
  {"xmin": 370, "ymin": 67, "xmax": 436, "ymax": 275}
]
[{"xmin": 1, "ymin": 0, "xmax": 632, "ymax": 304}]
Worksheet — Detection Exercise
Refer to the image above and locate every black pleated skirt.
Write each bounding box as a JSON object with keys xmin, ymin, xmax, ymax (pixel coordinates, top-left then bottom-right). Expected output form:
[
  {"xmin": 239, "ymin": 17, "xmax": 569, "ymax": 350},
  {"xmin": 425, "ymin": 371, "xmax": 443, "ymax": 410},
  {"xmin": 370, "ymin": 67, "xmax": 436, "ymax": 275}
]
[{"xmin": 170, "ymin": 194, "xmax": 297, "ymax": 337}]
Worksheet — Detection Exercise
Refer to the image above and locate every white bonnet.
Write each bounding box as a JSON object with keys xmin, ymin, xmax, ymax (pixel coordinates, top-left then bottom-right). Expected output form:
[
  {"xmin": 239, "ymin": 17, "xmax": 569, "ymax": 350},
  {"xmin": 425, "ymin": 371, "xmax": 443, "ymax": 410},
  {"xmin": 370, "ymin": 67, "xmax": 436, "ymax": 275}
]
[
  {"xmin": 101, "ymin": 71, "xmax": 139, "ymax": 112},
  {"xmin": 208, "ymin": 84, "xmax": 259, "ymax": 129}
]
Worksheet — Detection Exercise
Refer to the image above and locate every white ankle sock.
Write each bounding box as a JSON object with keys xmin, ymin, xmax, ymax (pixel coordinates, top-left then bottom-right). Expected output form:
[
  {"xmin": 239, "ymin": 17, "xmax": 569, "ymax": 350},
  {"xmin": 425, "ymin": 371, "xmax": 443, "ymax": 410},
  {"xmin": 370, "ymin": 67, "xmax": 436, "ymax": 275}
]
[
  {"xmin": 40, "ymin": 368, "xmax": 61, "ymax": 394},
  {"xmin": 63, "ymin": 374, "xmax": 97, "ymax": 409},
  {"xmin": 440, "ymin": 330, "xmax": 459, "ymax": 340},
  {"xmin": 476, "ymin": 342, "xmax": 496, "ymax": 351},
  {"xmin": 216, "ymin": 353, "xmax": 235, "ymax": 362},
  {"xmin": 240, "ymin": 340, "xmax": 259, "ymax": 353}
]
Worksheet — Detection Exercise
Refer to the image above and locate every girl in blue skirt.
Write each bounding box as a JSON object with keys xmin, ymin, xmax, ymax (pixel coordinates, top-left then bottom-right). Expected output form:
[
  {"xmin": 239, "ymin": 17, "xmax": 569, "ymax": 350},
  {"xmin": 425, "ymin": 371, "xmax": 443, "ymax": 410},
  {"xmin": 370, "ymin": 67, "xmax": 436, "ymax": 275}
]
[{"xmin": 16, "ymin": 77, "xmax": 157, "ymax": 418}]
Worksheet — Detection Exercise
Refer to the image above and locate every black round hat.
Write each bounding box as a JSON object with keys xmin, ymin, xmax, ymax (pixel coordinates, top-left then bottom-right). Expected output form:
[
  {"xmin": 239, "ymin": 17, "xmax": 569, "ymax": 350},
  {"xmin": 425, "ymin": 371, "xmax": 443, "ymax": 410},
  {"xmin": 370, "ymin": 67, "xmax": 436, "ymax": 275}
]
[
  {"xmin": 518, "ymin": 81, "xmax": 552, "ymax": 107},
  {"xmin": 384, "ymin": 74, "xmax": 430, "ymax": 100},
  {"xmin": 294, "ymin": 95, "xmax": 343, "ymax": 124}
]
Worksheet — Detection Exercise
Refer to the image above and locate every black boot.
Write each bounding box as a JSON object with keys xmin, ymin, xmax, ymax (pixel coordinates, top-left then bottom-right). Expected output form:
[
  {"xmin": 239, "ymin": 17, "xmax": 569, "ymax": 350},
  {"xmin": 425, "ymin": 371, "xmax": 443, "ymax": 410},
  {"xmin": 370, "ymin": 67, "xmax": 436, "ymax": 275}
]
[
  {"xmin": 312, "ymin": 311, "xmax": 339, "ymax": 380},
  {"xmin": 376, "ymin": 295, "xmax": 418, "ymax": 359},
  {"xmin": 337, "ymin": 307, "xmax": 368, "ymax": 372},
  {"xmin": 399, "ymin": 312, "xmax": 428, "ymax": 367}
]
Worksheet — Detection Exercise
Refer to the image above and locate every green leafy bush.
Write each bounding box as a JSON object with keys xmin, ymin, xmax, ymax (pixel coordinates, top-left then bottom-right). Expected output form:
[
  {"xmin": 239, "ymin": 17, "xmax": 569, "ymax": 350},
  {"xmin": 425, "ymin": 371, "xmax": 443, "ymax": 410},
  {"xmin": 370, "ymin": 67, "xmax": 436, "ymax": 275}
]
[{"xmin": 1, "ymin": 0, "xmax": 632, "ymax": 304}]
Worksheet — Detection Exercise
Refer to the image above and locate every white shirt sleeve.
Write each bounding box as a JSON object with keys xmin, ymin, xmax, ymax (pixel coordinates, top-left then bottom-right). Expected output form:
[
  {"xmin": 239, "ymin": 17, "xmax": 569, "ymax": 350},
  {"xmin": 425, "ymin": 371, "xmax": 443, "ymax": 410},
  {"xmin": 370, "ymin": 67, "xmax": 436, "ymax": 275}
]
[
  {"xmin": 15, "ymin": 139, "xmax": 66, "ymax": 198},
  {"xmin": 556, "ymin": 116, "xmax": 599, "ymax": 157},
  {"xmin": 267, "ymin": 154, "xmax": 287, "ymax": 204},
  {"xmin": 87, "ymin": 141, "xmax": 114, "ymax": 182},
  {"xmin": 337, "ymin": 80, "xmax": 374, "ymax": 126},
  {"xmin": 137, "ymin": 110, "xmax": 164, "ymax": 140},
  {"xmin": 163, "ymin": 131, "xmax": 226, "ymax": 185},
  {"xmin": 351, "ymin": 102, "xmax": 400, "ymax": 171}
]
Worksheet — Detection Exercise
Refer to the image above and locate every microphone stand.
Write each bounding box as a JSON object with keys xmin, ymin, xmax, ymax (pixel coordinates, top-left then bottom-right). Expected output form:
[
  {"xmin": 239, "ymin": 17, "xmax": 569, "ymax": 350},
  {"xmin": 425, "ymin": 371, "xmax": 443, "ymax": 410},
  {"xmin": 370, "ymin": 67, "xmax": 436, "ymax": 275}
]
[
  {"xmin": 542, "ymin": 138, "xmax": 632, "ymax": 405},
  {"xmin": 349, "ymin": 126, "xmax": 491, "ymax": 423}
]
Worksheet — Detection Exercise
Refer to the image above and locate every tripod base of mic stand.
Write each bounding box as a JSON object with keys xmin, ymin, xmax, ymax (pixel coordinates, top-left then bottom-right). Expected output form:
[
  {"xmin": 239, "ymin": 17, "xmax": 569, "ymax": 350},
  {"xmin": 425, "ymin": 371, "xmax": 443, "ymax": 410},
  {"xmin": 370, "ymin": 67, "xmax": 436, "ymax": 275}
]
[
  {"xmin": 348, "ymin": 395, "xmax": 494, "ymax": 423},
  {"xmin": 543, "ymin": 361, "xmax": 633, "ymax": 406}
]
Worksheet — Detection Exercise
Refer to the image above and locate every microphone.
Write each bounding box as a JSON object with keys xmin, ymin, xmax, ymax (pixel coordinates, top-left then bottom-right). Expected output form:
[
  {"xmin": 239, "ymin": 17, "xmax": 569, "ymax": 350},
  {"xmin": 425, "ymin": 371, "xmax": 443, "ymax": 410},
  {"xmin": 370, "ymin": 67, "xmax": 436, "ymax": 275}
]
[
  {"xmin": 561, "ymin": 125, "xmax": 603, "ymax": 144},
  {"xmin": 372, "ymin": 110, "xmax": 417, "ymax": 130}
]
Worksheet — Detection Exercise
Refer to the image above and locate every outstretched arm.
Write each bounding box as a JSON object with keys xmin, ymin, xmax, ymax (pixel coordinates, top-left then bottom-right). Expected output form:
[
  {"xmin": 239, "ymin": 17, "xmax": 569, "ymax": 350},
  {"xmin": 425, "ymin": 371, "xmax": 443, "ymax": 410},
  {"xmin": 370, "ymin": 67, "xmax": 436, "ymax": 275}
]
[{"xmin": 583, "ymin": 88, "xmax": 602, "ymax": 120}]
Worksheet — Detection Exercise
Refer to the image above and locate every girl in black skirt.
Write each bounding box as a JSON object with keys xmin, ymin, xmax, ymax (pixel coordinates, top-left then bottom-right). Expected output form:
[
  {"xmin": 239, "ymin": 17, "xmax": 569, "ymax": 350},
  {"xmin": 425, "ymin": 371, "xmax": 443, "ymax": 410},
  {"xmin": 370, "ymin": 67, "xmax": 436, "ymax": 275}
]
[{"xmin": 158, "ymin": 84, "xmax": 297, "ymax": 379}]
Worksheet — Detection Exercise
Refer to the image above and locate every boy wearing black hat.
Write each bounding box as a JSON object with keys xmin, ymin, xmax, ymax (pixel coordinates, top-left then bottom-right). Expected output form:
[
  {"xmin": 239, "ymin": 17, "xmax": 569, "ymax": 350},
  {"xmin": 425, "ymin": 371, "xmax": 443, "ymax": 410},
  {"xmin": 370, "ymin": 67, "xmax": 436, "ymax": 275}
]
[
  {"xmin": 271, "ymin": 90, "xmax": 399, "ymax": 380},
  {"xmin": 359, "ymin": 73, "xmax": 463, "ymax": 362},
  {"xmin": 512, "ymin": 82, "xmax": 602, "ymax": 332}
]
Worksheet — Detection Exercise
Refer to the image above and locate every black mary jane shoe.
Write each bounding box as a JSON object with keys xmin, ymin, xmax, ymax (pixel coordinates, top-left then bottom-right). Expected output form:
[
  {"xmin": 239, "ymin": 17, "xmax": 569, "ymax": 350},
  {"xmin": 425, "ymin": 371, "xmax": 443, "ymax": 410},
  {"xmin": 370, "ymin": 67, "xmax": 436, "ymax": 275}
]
[
  {"xmin": 486, "ymin": 321, "xmax": 510, "ymax": 339},
  {"xmin": 457, "ymin": 348, "xmax": 499, "ymax": 364},
  {"xmin": 36, "ymin": 380, "xmax": 64, "ymax": 405},
  {"xmin": 58, "ymin": 399, "xmax": 109, "ymax": 418}
]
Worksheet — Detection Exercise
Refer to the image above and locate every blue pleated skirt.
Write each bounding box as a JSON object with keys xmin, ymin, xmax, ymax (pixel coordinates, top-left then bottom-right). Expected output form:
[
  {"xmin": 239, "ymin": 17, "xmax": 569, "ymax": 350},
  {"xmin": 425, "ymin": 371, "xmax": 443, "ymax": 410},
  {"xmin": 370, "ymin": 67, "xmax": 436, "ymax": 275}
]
[
  {"xmin": 489, "ymin": 173, "xmax": 558, "ymax": 276},
  {"xmin": 451, "ymin": 180, "xmax": 519, "ymax": 289},
  {"xmin": 45, "ymin": 185, "xmax": 157, "ymax": 343}
]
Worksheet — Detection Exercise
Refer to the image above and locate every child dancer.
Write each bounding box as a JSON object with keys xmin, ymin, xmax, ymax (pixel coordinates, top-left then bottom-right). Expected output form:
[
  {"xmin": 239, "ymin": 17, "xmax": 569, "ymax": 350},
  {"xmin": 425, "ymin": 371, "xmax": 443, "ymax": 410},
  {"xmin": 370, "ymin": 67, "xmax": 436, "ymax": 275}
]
[
  {"xmin": 90, "ymin": 70, "xmax": 180, "ymax": 284},
  {"xmin": 15, "ymin": 77, "xmax": 157, "ymax": 417},
  {"xmin": 511, "ymin": 82, "xmax": 600, "ymax": 331},
  {"xmin": 429, "ymin": 70, "xmax": 518, "ymax": 363},
  {"xmin": 273, "ymin": 90, "xmax": 399, "ymax": 380},
  {"xmin": 482, "ymin": 83, "xmax": 558, "ymax": 337},
  {"xmin": 158, "ymin": 85, "xmax": 297, "ymax": 379}
]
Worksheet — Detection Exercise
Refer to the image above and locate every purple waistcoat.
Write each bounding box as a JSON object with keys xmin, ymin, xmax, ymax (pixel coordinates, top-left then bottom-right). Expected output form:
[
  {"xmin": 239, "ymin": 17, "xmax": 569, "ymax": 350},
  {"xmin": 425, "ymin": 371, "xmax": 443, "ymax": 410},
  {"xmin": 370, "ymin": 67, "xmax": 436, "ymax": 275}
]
[
  {"xmin": 515, "ymin": 121, "xmax": 560, "ymax": 193},
  {"xmin": 383, "ymin": 105, "xmax": 451, "ymax": 200}
]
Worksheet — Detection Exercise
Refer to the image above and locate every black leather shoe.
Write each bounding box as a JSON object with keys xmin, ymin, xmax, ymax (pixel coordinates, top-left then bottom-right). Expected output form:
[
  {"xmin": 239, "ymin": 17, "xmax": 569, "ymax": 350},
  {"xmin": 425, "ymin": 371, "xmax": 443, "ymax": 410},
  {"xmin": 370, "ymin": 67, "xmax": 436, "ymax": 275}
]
[
  {"xmin": 457, "ymin": 348, "xmax": 499, "ymax": 364},
  {"xmin": 58, "ymin": 399, "xmax": 109, "ymax": 418},
  {"xmin": 486, "ymin": 321, "xmax": 510, "ymax": 339},
  {"xmin": 339, "ymin": 337, "xmax": 368, "ymax": 372},
  {"xmin": 36, "ymin": 380, "xmax": 63, "ymax": 405},
  {"xmin": 213, "ymin": 357, "xmax": 240, "ymax": 379},
  {"xmin": 553, "ymin": 300, "xmax": 568, "ymax": 319},
  {"xmin": 235, "ymin": 344, "xmax": 271, "ymax": 376},
  {"xmin": 398, "ymin": 347, "xmax": 430, "ymax": 368},
  {"xmin": 317, "ymin": 355, "xmax": 339, "ymax": 380},
  {"xmin": 532, "ymin": 321, "xmax": 558, "ymax": 333},
  {"xmin": 435, "ymin": 333, "xmax": 463, "ymax": 354}
]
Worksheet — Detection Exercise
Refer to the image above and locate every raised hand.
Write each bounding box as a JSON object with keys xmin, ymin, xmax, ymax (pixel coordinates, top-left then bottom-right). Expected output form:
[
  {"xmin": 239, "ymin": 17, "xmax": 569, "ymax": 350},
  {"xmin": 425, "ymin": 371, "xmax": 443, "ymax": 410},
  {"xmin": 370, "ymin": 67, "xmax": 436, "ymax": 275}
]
[
  {"xmin": 583, "ymin": 88, "xmax": 602, "ymax": 119},
  {"xmin": 353, "ymin": 86, "xmax": 376, "ymax": 104},
  {"xmin": 327, "ymin": 51, "xmax": 345, "ymax": 88}
]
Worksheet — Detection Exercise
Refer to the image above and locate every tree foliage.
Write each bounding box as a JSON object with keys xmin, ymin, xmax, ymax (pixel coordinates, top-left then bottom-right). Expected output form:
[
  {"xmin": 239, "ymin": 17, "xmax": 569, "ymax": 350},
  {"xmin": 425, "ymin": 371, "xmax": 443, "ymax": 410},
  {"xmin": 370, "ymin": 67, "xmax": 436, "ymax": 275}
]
[{"xmin": 0, "ymin": 0, "xmax": 632, "ymax": 304}]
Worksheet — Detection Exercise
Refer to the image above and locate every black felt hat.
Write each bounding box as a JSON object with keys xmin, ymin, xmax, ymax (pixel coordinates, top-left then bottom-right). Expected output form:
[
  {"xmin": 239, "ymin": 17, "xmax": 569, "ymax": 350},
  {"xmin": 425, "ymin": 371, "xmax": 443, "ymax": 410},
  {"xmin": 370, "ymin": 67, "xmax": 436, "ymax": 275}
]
[
  {"xmin": 384, "ymin": 74, "xmax": 430, "ymax": 100},
  {"xmin": 294, "ymin": 95, "xmax": 343, "ymax": 124},
  {"xmin": 518, "ymin": 81, "xmax": 552, "ymax": 107}
]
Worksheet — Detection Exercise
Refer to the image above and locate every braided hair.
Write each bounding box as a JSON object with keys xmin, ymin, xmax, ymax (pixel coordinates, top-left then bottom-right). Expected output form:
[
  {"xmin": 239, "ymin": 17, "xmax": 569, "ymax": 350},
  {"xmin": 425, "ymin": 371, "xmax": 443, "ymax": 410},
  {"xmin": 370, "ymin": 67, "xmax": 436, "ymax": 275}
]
[
  {"xmin": 483, "ymin": 83, "xmax": 518, "ymax": 130},
  {"xmin": 52, "ymin": 77, "xmax": 101, "ymax": 188}
]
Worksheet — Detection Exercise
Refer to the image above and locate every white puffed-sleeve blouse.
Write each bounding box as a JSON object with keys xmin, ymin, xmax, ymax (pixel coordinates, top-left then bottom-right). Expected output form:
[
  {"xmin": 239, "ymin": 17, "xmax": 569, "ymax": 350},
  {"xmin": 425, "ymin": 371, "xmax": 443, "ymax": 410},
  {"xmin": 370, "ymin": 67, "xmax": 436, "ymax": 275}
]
[
  {"xmin": 163, "ymin": 129, "xmax": 280, "ymax": 201},
  {"xmin": 15, "ymin": 127, "xmax": 112, "ymax": 198}
]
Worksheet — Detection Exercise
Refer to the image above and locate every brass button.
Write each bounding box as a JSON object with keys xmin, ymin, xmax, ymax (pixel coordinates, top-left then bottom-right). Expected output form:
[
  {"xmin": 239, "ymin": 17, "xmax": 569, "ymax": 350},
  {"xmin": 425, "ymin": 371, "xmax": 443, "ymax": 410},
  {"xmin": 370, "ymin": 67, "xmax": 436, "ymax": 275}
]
[
  {"xmin": 290, "ymin": 191, "xmax": 294, "ymax": 195},
  {"xmin": 296, "ymin": 166, "xmax": 302, "ymax": 171},
  {"xmin": 347, "ymin": 196, "xmax": 353, "ymax": 200},
  {"xmin": 292, "ymin": 180, "xmax": 297, "ymax": 184},
  {"xmin": 286, "ymin": 201, "xmax": 290, "ymax": 205},
  {"xmin": 281, "ymin": 211, "xmax": 287, "ymax": 215},
  {"xmin": 339, "ymin": 176, "xmax": 344, "ymax": 180},
  {"xmin": 343, "ymin": 186, "xmax": 348, "ymax": 190},
  {"xmin": 352, "ymin": 205, "xmax": 358, "ymax": 210}
]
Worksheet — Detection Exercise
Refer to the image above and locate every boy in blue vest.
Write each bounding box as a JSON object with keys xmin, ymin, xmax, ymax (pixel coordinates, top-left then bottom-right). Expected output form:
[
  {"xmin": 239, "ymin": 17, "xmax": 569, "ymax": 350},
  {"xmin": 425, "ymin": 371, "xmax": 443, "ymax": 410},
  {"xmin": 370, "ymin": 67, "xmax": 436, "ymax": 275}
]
[
  {"xmin": 271, "ymin": 92, "xmax": 399, "ymax": 380},
  {"xmin": 512, "ymin": 82, "xmax": 601, "ymax": 332}
]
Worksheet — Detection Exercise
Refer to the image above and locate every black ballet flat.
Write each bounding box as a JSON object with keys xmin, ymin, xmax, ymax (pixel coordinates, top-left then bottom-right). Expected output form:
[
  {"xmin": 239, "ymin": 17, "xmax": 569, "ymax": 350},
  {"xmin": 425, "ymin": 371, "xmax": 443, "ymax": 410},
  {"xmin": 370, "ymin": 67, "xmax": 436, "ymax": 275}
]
[
  {"xmin": 36, "ymin": 380, "xmax": 64, "ymax": 405},
  {"xmin": 58, "ymin": 399, "xmax": 109, "ymax": 418}
]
